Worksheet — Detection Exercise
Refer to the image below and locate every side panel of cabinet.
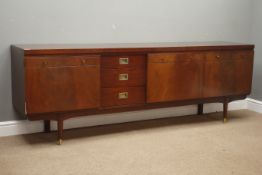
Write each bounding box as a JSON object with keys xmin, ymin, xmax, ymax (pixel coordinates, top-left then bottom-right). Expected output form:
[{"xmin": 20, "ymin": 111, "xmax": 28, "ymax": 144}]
[
  {"xmin": 25, "ymin": 55, "xmax": 100, "ymax": 114},
  {"xmin": 147, "ymin": 53, "xmax": 204, "ymax": 103},
  {"xmin": 203, "ymin": 50, "xmax": 254, "ymax": 97}
]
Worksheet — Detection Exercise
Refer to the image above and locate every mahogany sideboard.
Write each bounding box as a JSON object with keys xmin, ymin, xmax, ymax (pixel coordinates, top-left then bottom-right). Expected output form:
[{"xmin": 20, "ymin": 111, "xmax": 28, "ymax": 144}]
[{"xmin": 11, "ymin": 42, "xmax": 254, "ymax": 145}]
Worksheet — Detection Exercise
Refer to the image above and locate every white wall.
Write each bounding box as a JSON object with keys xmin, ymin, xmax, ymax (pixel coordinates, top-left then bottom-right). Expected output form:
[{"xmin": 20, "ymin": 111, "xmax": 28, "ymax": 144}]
[
  {"xmin": 250, "ymin": 0, "xmax": 262, "ymax": 101},
  {"xmin": 0, "ymin": 0, "xmax": 254, "ymax": 121}
]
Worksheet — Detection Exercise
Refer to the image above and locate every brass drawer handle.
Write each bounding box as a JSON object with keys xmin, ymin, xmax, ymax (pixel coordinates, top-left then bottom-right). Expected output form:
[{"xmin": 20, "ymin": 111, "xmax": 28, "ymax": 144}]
[
  {"xmin": 119, "ymin": 57, "xmax": 129, "ymax": 65},
  {"xmin": 118, "ymin": 92, "xmax": 128, "ymax": 99},
  {"xmin": 119, "ymin": 74, "xmax": 128, "ymax": 81},
  {"xmin": 42, "ymin": 61, "xmax": 48, "ymax": 66}
]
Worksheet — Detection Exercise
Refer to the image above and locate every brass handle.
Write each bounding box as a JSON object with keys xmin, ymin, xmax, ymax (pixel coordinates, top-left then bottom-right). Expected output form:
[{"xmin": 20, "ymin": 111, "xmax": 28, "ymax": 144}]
[
  {"xmin": 43, "ymin": 61, "xmax": 48, "ymax": 66},
  {"xmin": 216, "ymin": 55, "xmax": 221, "ymax": 58},
  {"xmin": 119, "ymin": 74, "xmax": 128, "ymax": 81},
  {"xmin": 119, "ymin": 57, "xmax": 129, "ymax": 65},
  {"xmin": 118, "ymin": 92, "xmax": 128, "ymax": 99}
]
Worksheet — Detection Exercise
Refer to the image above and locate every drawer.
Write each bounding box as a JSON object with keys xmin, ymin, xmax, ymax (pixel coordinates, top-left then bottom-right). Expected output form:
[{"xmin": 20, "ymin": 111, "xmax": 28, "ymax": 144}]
[
  {"xmin": 205, "ymin": 50, "xmax": 253, "ymax": 62},
  {"xmin": 101, "ymin": 87, "xmax": 145, "ymax": 107},
  {"xmin": 25, "ymin": 55, "xmax": 100, "ymax": 68},
  {"xmin": 101, "ymin": 68, "xmax": 146, "ymax": 87},
  {"xmin": 101, "ymin": 55, "xmax": 146, "ymax": 68}
]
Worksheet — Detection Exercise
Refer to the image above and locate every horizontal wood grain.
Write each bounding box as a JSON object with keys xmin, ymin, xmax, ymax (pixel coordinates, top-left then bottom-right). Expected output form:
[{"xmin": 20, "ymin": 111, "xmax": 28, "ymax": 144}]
[
  {"xmin": 25, "ymin": 55, "xmax": 99, "ymax": 68},
  {"xmin": 148, "ymin": 52, "xmax": 200, "ymax": 63},
  {"xmin": 12, "ymin": 42, "xmax": 254, "ymax": 55}
]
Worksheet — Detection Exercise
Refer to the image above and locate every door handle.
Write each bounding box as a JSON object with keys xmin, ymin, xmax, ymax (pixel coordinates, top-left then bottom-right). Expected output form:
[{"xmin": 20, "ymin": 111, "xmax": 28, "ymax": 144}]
[
  {"xmin": 118, "ymin": 92, "xmax": 128, "ymax": 99},
  {"xmin": 119, "ymin": 57, "xmax": 129, "ymax": 65},
  {"xmin": 119, "ymin": 74, "xmax": 128, "ymax": 81}
]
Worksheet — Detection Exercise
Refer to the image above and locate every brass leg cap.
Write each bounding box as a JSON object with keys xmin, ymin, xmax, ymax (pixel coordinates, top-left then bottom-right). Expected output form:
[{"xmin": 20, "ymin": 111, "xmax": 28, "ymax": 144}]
[
  {"xmin": 57, "ymin": 139, "xmax": 63, "ymax": 145},
  {"xmin": 223, "ymin": 118, "xmax": 227, "ymax": 123}
]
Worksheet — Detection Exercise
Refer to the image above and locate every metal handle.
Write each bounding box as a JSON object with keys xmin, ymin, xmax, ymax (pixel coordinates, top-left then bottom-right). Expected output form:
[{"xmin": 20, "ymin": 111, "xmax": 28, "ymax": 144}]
[
  {"xmin": 216, "ymin": 55, "xmax": 221, "ymax": 58},
  {"xmin": 119, "ymin": 74, "xmax": 128, "ymax": 81},
  {"xmin": 43, "ymin": 61, "xmax": 48, "ymax": 66},
  {"xmin": 119, "ymin": 57, "xmax": 129, "ymax": 65},
  {"xmin": 118, "ymin": 92, "xmax": 128, "ymax": 99}
]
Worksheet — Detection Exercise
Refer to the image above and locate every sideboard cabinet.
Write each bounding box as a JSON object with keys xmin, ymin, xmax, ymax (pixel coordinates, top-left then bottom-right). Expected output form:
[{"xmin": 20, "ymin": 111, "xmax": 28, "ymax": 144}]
[{"xmin": 11, "ymin": 42, "xmax": 254, "ymax": 145}]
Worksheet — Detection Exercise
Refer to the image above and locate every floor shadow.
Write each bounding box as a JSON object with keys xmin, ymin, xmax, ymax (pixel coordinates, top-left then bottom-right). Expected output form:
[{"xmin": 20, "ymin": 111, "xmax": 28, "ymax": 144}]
[{"xmin": 21, "ymin": 110, "xmax": 249, "ymax": 145}]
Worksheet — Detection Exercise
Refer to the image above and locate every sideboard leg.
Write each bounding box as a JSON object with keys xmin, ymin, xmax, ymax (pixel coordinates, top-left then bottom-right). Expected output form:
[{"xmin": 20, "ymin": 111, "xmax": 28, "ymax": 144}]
[
  {"xmin": 44, "ymin": 120, "xmax": 51, "ymax": 133},
  {"xmin": 223, "ymin": 99, "xmax": 228, "ymax": 123},
  {"xmin": 57, "ymin": 118, "xmax": 64, "ymax": 145},
  {"xmin": 197, "ymin": 104, "xmax": 204, "ymax": 115}
]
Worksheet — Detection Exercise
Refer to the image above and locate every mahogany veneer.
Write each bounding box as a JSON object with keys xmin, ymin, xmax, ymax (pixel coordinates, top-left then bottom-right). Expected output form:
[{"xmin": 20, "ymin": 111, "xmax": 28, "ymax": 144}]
[{"xmin": 11, "ymin": 42, "xmax": 254, "ymax": 145}]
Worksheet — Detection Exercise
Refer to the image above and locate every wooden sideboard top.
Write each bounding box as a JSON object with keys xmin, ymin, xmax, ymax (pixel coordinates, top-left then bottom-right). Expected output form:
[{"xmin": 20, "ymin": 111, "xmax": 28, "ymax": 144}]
[{"xmin": 12, "ymin": 42, "xmax": 254, "ymax": 55}]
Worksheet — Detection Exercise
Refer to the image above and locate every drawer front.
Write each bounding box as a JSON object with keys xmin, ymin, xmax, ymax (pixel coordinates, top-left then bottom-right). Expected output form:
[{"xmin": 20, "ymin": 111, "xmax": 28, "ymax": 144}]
[
  {"xmin": 101, "ymin": 87, "xmax": 145, "ymax": 107},
  {"xmin": 101, "ymin": 68, "xmax": 146, "ymax": 87},
  {"xmin": 25, "ymin": 55, "xmax": 100, "ymax": 68},
  {"xmin": 101, "ymin": 55, "xmax": 146, "ymax": 68}
]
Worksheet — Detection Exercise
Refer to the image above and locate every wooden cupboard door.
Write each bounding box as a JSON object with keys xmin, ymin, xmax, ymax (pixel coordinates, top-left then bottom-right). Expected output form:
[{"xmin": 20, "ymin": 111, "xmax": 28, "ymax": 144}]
[
  {"xmin": 147, "ymin": 53, "xmax": 204, "ymax": 103},
  {"xmin": 25, "ymin": 55, "xmax": 100, "ymax": 114},
  {"xmin": 203, "ymin": 51, "xmax": 254, "ymax": 97}
]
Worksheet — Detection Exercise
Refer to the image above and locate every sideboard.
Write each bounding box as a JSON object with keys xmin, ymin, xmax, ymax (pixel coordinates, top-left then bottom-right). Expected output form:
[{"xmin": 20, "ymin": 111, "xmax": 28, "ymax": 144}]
[{"xmin": 11, "ymin": 42, "xmax": 254, "ymax": 145}]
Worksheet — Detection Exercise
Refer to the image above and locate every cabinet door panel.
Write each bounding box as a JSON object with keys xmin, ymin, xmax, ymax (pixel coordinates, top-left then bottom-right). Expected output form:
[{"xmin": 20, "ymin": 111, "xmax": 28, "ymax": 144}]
[
  {"xmin": 25, "ymin": 55, "xmax": 100, "ymax": 114},
  {"xmin": 203, "ymin": 51, "xmax": 253, "ymax": 97},
  {"xmin": 147, "ymin": 53, "xmax": 204, "ymax": 103}
]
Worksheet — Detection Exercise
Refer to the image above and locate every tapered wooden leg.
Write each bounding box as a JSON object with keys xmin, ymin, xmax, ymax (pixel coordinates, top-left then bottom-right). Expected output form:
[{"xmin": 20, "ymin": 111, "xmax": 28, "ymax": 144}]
[
  {"xmin": 57, "ymin": 118, "xmax": 64, "ymax": 145},
  {"xmin": 197, "ymin": 104, "xmax": 204, "ymax": 115},
  {"xmin": 223, "ymin": 99, "xmax": 228, "ymax": 123},
  {"xmin": 44, "ymin": 120, "xmax": 51, "ymax": 133}
]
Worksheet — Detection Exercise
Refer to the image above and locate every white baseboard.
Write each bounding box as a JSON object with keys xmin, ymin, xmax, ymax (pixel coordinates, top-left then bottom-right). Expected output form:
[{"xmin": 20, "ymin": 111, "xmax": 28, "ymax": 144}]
[
  {"xmin": 246, "ymin": 98, "xmax": 262, "ymax": 113},
  {"xmin": 0, "ymin": 120, "xmax": 43, "ymax": 137},
  {"xmin": 0, "ymin": 98, "xmax": 260, "ymax": 137}
]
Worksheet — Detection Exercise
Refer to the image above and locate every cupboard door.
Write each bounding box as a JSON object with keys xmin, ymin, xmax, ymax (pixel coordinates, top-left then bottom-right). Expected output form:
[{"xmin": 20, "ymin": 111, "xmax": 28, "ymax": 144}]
[
  {"xmin": 25, "ymin": 55, "xmax": 100, "ymax": 114},
  {"xmin": 147, "ymin": 53, "xmax": 204, "ymax": 103},
  {"xmin": 203, "ymin": 51, "xmax": 253, "ymax": 97}
]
